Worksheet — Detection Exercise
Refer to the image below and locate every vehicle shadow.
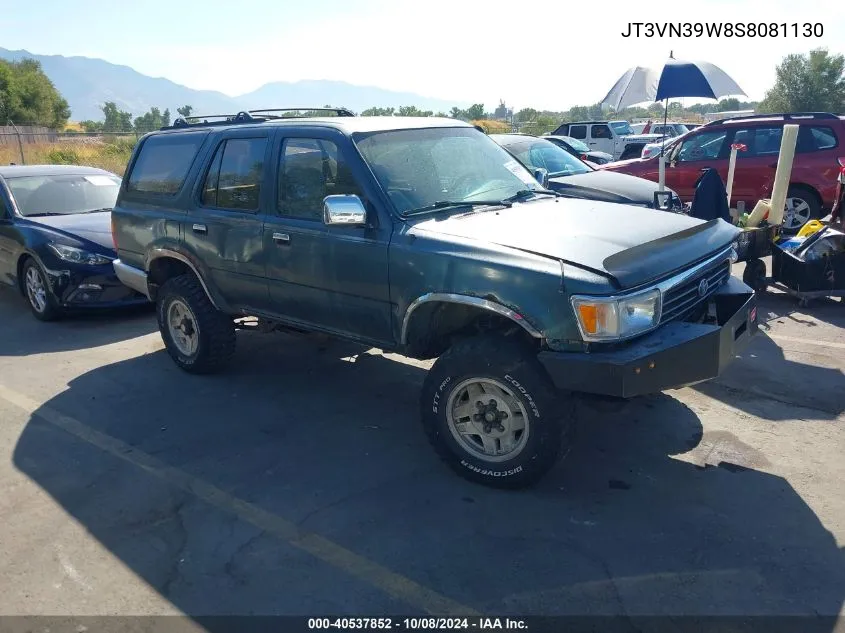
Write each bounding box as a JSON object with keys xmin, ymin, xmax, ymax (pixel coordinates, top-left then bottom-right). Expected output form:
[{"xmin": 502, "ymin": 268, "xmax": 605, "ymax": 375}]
[
  {"xmin": 10, "ymin": 332, "xmax": 845, "ymax": 625},
  {"xmin": 0, "ymin": 284, "xmax": 155, "ymax": 356}
]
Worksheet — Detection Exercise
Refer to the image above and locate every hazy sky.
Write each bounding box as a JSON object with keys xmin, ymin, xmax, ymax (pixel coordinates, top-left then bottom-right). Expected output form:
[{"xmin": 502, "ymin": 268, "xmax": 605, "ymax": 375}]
[{"xmin": 1, "ymin": 0, "xmax": 842, "ymax": 111}]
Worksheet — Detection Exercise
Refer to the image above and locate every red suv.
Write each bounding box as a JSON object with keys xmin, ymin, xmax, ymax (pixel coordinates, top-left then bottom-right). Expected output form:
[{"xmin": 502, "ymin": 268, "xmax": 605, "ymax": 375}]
[{"xmin": 600, "ymin": 113, "xmax": 844, "ymax": 232}]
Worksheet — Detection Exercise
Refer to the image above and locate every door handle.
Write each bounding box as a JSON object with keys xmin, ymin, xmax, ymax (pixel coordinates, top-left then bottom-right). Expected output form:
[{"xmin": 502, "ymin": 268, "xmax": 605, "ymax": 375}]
[
  {"xmin": 192, "ymin": 223, "xmax": 207, "ymax": 234},
  {"xmin": 272, "ymin": 232, "xmax": 290, "ymax": 244}
]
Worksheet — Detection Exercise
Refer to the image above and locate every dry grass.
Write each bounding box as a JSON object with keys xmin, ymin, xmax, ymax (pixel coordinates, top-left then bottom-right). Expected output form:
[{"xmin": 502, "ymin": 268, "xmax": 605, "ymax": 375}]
[
  {"xmin": 0, "ymin": 136, "xmax": 135, "ymax": 176},
  {"xmin": 471, "ymin": 119, "xmax": 511, "ymax": 134}
]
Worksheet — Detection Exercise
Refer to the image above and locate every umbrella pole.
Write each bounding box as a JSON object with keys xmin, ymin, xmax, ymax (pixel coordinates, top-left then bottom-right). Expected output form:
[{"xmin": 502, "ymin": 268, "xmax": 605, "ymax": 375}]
[{"xmin": 658, "ymin": 98, "xmax": 668, "ymax": 192}]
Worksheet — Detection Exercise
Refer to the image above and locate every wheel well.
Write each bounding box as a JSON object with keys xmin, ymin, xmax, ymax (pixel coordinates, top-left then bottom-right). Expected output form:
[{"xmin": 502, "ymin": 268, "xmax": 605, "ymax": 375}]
[
  {"xmin": 16, "ymin": 254, "xmax": 33, "ymax": 295},
  {"xmin": 147, "ymin": 257, "xmax": 193, "ymax": 300},
  {"xmin": 788, "ymin": 183, "xmax": 822, "ymax": 207},
  {"xmin": 403, "ymin": 301, "xmax": 539, "ymax": 360}
]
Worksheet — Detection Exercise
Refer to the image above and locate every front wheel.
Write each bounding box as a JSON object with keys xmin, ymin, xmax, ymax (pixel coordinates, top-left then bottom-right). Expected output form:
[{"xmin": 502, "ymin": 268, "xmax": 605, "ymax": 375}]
[
  {"xmin": 421, "ymin": 336, "xmax": 567, "ymax": 489},
  {"xmin": 23, "ymin": 258, "xmax": 61, "ymax": 321},
  {"xmin": 157, "ymin": 274, "xmax": 236, "ymax": 374}
]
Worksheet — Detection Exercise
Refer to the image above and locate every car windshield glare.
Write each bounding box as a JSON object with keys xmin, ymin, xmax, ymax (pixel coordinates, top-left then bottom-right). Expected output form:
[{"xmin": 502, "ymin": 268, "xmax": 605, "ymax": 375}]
[
  {"xmin": 610, "ymin": 121, "xmax": 635, "ymax": 136},
  {"xmin": 563, "ymin": 136, "xmax": 590, "ymax": 153},
  {"xmin": 353, "ymin": 127, "xmax": 544, "ymax": 216},
  {"xmin": 7, "ymin": 174, "xmax": 121, "ymax": 217},
  {"xmin": 512, "ymin": 139, "xmax": 591, "ymax": 177}
]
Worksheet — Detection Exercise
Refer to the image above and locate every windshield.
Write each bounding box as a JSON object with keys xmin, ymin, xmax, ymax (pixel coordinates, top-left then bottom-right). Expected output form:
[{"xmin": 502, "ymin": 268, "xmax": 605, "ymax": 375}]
[
  {"xmin": 353, "ymin": 127, "xmax": 543, "ymax": 215},
  {"xmin": 610, "ymin": 121, "xmax": 635, "ymax": 136},
  {"xmin": 503, "ymin": 138, "xmax": 591, "ymax": 177},
  {"xmin": 561, "ymin": 136, "xmax": 590, "ymax": 153},
  {"xmin": 7, "ymin": 173, "xmax": 121, "ymax": 217}
]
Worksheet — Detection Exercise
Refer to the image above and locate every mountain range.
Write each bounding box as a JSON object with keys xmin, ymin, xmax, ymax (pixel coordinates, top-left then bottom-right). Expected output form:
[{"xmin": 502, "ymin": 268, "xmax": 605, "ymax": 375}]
[{"xmin": 0, "ymin": 47, "xmax": 468, "ymax": 122}]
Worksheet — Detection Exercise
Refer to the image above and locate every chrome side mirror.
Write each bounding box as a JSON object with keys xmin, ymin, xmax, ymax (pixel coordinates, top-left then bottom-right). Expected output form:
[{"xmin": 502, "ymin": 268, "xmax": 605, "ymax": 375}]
[
  {"xmin": 323, "ymin": 194, "xmax": 367, "ymax": 227},
  {"xmin": 532, "ymin": 168, "xmax": 550, "ymax": 189}
]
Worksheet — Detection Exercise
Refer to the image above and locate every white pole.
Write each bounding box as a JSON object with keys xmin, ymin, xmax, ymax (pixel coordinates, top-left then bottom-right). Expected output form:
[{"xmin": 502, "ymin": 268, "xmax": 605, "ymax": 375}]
[
  {"xmin": 726, "ymin": 145, "xmax": 739, "ymax": 207},
  {"xmin": 766, "ymin": 124, "xmax": 799, "ymax": 227},
  {"xmin": 658, "ymin": 154, "xmax": 666, "ymax": 192}
]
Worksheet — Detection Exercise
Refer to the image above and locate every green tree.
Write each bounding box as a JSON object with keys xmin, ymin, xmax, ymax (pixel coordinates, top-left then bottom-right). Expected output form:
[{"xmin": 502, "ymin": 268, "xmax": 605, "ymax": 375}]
[
  {"xmin": 100, "ymin": 102, "xmax": 133, "ymax": 133},
  {"xmin": 760, "ymin": 48, "xmax": 845, "ymax": 113},
  {"xmin": 177, "ymin": 105, "xmax": 193, "ymax": 118},
  {"xmin": 361, "ymin": 106, "xmax": 395, "ymax": 116},
  {"xmin": 515, "ymin": 108, "xmax": 539, "ymax": 123},
  {"xmin": 133, "ymin": 107, "xmax": 169, "ymax": 133},
  {"xmin": 465, "ymin": 103, "xmax": 486, "ymax": 120},
  {"xmin": 718, "ymin": 97, "xmax": 741, "ymax": 111},
  {"xmin": 79, "ymin": 120, "xmax": 104, "ymax": 133},
  {"xmin": 0, "ymin": 58, "xmax": 70, "ymax": 128},
  {"xmin": 398, "ymin": 105, "xmax": 433, "ymax": 117}
]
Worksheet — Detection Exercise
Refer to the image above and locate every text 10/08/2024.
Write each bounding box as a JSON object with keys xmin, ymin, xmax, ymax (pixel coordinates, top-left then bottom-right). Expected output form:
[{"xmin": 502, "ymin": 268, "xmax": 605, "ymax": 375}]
[{"xmin": 308, "ymin": 618, "xmax": 527, "ymax": 630}]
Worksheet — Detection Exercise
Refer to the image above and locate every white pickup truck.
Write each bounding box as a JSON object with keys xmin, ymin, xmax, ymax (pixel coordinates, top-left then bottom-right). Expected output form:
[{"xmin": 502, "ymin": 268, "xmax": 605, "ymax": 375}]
[{"xmin": 551, "ymin": 120, "xmax": 662, "ymax": 161}]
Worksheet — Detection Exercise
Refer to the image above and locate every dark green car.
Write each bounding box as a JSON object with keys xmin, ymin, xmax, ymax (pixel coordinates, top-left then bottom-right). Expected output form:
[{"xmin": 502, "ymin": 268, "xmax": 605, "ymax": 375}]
[{"xmin": 112, "ymin": 109, "xmax": 757, "ymax": 489}]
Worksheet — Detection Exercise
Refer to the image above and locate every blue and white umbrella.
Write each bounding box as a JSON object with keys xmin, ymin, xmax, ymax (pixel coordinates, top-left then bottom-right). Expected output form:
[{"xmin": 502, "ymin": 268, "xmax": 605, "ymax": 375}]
[{"xmin": 601, "ymin": 54, "xmax": 746, "ymax": 112}]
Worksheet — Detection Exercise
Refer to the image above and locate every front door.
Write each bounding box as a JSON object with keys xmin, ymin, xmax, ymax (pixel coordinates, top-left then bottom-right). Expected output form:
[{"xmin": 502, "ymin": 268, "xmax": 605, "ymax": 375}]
[
  {"xmin": 725, "ymin": 126, "xmax": 782, "ymax": 208},
  {"xmin": 666, "ymin": 128, "xmax": 730, "ymax": 200},
  {"xmin": 589, "ymin": 123, "xmax": 614, "ymax": 155},
  {"xmin": 184, "ymin": 132, "xmax": 271, "ymax": 313},
  {"xmin": 262, "ymin": 130, "xmax": 393, "ymax": 346}
]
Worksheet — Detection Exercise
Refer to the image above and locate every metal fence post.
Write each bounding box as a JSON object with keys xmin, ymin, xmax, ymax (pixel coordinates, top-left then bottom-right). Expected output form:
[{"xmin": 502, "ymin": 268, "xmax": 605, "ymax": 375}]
[{"xmin": 7, "ymin": 120, "xmax": 26, "ymax": 165}]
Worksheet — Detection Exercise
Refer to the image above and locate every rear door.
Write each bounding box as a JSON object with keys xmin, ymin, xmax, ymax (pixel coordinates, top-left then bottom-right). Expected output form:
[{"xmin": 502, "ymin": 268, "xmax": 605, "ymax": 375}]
[
  {"xmin": 262, "ymin": 127, "xmax": 393, "ymax": 345},
  {"xmin": 666, "ymin": 127, "xmax": 730, "ymax": 199},
  {"xmin": 725, "ymin": 125, "xmax": 783, "ymax": 207},
  {"xmin": 794, "ymin": 124, "xmax": 841, "ymax": 207},
  {"xmin": 184, "ymin": 130, "xmax": 271, "ymax": 313}
]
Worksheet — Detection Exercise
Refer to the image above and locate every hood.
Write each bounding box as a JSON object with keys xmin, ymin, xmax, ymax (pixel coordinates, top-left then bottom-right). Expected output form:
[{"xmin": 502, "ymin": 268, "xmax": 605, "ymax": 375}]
[
  {"xmin": 410, "ymin": 198, "xmax": 738, "ymax": 289},
  {"xmin": 549, "ymin": 171, "xmax": 672, "ymax": 206},
  {"xmin": 586, "ymin": 151, "xmax": 614, "ymax": 161},
  {"xmin": 24, "ymin": 211, "xmax": 115, "ymax": 251}
]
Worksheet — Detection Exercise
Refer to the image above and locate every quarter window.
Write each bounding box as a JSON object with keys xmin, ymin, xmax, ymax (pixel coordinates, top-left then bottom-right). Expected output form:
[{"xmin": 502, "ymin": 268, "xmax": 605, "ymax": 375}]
[
  {"xmin": 200, "ymin": 137, "xmax": 267, "ymax": 211},
  {"xmin": 277, "ymin": 138, "xmax": 362, "ymax": 221},
  {"xmin": 797, "ymin": 126, "xmax": 838, "ymax": 153},
  {"xmin": 127, "ymin": 132, "xmax": 207, "ymax": 195}
]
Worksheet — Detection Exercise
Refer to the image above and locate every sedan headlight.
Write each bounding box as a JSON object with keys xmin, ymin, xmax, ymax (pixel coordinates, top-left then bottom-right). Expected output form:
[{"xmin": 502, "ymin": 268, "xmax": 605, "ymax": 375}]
[
  {"xmin": 47, "ymin": 243, "xmax": 113, "ymax": 266},
  {"xmin": 571, "ymin": 288, "xmax": 662, "ymax": 342}
]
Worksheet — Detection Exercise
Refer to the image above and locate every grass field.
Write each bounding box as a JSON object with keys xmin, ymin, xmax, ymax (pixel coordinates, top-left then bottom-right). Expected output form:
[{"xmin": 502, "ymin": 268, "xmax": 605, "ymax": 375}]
[{"xmin": 0, "ymin": 136, "xmax": 136, "ymax": 176}]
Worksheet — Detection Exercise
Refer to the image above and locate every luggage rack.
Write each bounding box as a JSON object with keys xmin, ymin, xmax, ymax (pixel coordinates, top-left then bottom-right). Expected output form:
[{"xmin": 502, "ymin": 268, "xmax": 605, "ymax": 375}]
[{"xmin": 164, "ymin": 107, "xmax": 356, "ymax": 130}]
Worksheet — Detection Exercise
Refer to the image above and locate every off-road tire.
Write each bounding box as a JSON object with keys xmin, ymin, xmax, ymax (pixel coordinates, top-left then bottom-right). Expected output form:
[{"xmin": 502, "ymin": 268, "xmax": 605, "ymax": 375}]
[
  {"xmin": 22, "ymin": 258, "xmax": 62, "ymax": 322},
  {"xmin": 421, "ymin": 335, "xmax": 567, "ymax": 489},
  {"xmin": 157, "ymin": 274, "xmax": 236, "ymax": 374}
]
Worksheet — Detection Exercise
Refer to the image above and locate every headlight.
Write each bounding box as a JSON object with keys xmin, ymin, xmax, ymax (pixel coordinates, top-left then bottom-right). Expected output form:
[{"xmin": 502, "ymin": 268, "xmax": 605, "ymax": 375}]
[
  {"xmin": 47, "ymin": 243, "xmax": 113, "ymax": 266},
  {"xmin": 571, "ymin": 288, "xmax": 662, "ymax": 342}
]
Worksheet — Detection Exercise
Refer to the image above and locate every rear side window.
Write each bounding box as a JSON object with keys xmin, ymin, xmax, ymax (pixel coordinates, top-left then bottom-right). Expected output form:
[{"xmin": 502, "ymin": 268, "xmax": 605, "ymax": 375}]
[
  {"xmin": 201, "ymin": 137, "xmax": 268, "ymax": 211},
  {"xmin": 797, "ymin": 126, "xmax": 838, "ymax": 153},
  {"xmin": 127, "ymin": 132, "xmax": 206, "ymax": 195},
  {"xmin": 731, "ymin": 127, "xmax": 783, "ymax": 156},
  {"xmin": 591, "ymin": 124, "xmax": 612, "ymax": 139},
  {"xmin": 569, "ymin": 125, "xmax": 587, "ymax": 140}
]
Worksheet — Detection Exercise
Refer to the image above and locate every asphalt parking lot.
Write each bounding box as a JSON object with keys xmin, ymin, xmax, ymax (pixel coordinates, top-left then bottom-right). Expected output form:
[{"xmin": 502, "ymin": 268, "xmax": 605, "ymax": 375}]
[{"xmin": 1, "ymin": 262, "xmax": 844, "ymax": 627}]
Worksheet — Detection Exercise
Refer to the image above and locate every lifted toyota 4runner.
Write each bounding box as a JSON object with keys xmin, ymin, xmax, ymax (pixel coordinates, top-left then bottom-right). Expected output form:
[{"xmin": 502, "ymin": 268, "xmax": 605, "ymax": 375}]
[{"xmin": 112, "ymin": 108, "xmax": 758, "ymax": 489}]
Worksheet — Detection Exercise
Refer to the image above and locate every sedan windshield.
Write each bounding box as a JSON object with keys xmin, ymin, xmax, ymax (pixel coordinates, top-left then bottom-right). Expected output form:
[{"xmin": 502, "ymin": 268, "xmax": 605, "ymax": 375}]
[
  {"xmin": 610, "ymin": 121, "xmax": 635, "ymax": 136},
  {"xmin": 353, "ymin": 127, "xmax": 544, "ymax": 216},
  {"xmin": 7, "ymin": 173, "xmax": 121, "ymax": 217},
  {"xmin": 561, "ymin": 136, "xmax": 590, "ymax": 153},
  {"xmin": 502, "ymin": 138, "xmax": 591, "ymax": 177}
]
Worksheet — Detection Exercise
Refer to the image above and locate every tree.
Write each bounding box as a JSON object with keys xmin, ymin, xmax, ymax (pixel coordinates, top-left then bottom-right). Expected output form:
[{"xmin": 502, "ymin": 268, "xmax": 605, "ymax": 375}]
[
  {"xmin": 101, "ymin": 102, "xmax": 133, "ymax": 133},
  {"xmin": 760, "ymin": 48, "xmax": 845, "ymax": 113},
  {"xmin": 0, "ymin": 58, "xmax": 70, "ymax": 128},
  {"xmin": 515, "ymin": 108, "xmax": 539, "ymax": 123},
  {"xmin": 718, "ymin": 97, "xmax": 741, "ymax": 112},
  {"xmin": 177, "ymin": 105, "xmax": 193, "ymax": 118},
  {"xmin": 465, "ymin": 103, "xmax": 486, "ymax": 120},
  {"xmin": 79, "ymin": 120, "xmax": 104, "ymax": 133},
  {"xmin": 133, "ymin": 107, "xmax": 170, "ymax": 133},
  {"xmin": 398, "ymin": 105, "xmax": 433, "ymax": 117}
]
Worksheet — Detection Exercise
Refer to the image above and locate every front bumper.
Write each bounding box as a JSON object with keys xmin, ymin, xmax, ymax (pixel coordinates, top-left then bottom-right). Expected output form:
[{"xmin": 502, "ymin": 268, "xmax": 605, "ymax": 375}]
[
  {"xmin": 42, "ymin": 262, "xmax": 149, "ymax": 309},
  {"xmin": 538, "ymin": 276, "xmax": 757, "ymax": 398}
]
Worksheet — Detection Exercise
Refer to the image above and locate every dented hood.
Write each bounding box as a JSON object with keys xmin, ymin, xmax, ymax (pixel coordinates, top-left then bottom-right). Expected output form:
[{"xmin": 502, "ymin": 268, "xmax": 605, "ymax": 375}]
[{"xmin": 410, "ymin": 198, "xmax": 738, "ymax": 289}]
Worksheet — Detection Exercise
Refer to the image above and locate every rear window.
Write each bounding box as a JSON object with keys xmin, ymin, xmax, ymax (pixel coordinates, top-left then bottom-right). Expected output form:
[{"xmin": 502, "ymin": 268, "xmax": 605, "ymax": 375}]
[{"xmin": 127, "ymin": 132, "xmax": 207, "ymax": 195}]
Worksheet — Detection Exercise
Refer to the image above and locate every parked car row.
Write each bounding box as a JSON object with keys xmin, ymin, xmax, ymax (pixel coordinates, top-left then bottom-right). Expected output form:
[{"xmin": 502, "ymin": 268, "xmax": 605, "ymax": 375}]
[{"xmin": 602, "ymin": 112, "xmax": 845, "ymax": 233}]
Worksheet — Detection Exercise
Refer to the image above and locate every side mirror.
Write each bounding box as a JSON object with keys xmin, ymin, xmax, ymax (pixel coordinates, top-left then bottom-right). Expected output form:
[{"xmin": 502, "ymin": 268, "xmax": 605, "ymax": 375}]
[
  {"xmin": 323, "ymin": 194, "xmax": 367, "ymax": 227},
  {"xmin": 532, "ymin": 168, "xmax": 550, "ymax": 189}
]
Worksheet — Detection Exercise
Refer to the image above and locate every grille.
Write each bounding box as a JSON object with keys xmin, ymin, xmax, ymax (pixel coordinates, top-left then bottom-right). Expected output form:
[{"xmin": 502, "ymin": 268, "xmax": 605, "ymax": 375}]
[{"xmin": 660, "ymin": 259, "xmax": 731, "ymax": 324}]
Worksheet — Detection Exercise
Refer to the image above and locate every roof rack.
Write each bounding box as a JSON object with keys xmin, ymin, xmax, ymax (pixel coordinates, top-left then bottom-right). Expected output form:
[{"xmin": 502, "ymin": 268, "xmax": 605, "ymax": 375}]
[
  {"xmin": 163, "ymin": 106, "xmax": 356, "ymax": 130},
  {"xmin": 704, "ymin": 112, "xmax": 838, "ymax": 127}
]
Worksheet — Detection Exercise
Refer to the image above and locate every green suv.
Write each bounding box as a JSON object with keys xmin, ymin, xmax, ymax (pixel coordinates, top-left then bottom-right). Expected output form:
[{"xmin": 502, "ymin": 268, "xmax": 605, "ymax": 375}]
[{"xmin": 112, "ymin": 108, "xmax": 758, "ymax": 488}]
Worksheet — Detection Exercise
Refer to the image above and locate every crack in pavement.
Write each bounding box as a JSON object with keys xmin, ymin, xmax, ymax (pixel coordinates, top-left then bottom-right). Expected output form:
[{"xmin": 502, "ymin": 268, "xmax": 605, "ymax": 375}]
[{"xmin": 159, "ymin": 496, "xmax": 190, "ymax": 598}]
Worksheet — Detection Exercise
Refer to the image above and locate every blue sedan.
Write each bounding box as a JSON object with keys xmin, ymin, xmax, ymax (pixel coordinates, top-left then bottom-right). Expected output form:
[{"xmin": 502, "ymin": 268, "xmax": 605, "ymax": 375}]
[{"xmin": 0, "ymin": 164, "xmax": 149, "ymax": 321}]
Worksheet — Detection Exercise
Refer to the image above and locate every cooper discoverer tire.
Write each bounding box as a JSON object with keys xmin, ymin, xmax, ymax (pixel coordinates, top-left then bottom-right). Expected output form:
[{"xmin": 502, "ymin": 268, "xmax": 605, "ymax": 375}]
[
  {"xmin": 157, "ymin": 274, "xmax": 236, "ymax": 374},
  {"xmin": 421, "ymin": 335, "xmax": 567, "ymax": 489}
]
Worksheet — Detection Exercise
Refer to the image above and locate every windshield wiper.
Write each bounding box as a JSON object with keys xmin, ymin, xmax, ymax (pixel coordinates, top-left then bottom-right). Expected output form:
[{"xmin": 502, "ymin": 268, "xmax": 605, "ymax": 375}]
[
  {"xmin": 501, "ymin": 189, "xmax": 562, "ymax": 203},
  {"xmin": 401, "ymin": 199, "xmax": 510, "ymax": 218},
  {"xmin": 25, "ymin": 212, "xmax": 65, "ymax": 217},
  {"xmin": 81, "ymin": 207, "xmax": 113, "ymax": 214}
]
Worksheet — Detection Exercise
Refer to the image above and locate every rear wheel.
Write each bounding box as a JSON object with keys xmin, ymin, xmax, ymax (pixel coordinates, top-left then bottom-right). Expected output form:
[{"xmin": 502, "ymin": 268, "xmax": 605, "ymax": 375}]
[
  {"xmin": 157, "ymin": 274, "xmax": 236, "ymax": 374},
  {"xmin": 421, "ymin": 335, "xmax": 567, "ymax": 489},
  {"xmin": 782, "ymin": 187, "xmax": 820, "ymax": 233}
]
